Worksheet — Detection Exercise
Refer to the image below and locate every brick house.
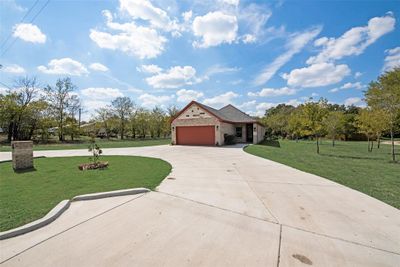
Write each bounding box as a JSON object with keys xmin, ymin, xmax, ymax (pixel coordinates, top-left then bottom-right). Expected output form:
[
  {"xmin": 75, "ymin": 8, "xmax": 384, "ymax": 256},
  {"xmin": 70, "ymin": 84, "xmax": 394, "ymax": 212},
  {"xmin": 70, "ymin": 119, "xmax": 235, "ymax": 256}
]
[{"xmin": 171, "ymin": 101, "xmax": 265, "ymax": 146}]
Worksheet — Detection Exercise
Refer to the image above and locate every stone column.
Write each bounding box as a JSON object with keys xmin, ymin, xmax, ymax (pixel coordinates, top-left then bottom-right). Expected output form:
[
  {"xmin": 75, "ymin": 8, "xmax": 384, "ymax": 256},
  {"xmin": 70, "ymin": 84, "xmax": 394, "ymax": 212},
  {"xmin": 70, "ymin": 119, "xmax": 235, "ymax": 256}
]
[{"xmin": 12, "ymin": 141, "xmax": 34, "ymax": 170}]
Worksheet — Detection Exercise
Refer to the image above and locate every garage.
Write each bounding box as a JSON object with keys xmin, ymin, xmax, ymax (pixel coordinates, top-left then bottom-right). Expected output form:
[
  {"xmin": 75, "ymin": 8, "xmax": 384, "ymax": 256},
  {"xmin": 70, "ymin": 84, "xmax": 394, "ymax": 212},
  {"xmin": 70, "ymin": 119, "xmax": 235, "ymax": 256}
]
[{"xmin": 176, "ymin": 126, "xmax": 215, "ymax": 146}]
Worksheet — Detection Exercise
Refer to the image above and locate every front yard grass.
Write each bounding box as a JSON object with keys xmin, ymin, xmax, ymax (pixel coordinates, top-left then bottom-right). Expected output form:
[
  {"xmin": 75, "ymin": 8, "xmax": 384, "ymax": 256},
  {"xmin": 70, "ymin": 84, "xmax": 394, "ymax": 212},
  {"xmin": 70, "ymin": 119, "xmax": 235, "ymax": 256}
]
[
  {"xmin": 244, "ymin": 140, "xmax": 400, "ymax": 209},
  {"xmin": 0, "ymin": 156, "xmax": 171, "ymax": 231},
  {"xmin": 0, "ymin": 138, "xmax": 170, "ymax": 152}
]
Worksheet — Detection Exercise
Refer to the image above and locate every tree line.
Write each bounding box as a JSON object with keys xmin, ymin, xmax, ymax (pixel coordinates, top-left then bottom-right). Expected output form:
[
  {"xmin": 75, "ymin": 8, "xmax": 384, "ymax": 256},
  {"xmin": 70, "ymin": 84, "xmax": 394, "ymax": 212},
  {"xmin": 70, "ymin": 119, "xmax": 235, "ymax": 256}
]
[
  {"xmin": 262, "ymin": 68, "xmax": 400, "ymax": 161},
  {"xmin": 0, "ymin": 77, "xmax": 179, "ymax": 143}
]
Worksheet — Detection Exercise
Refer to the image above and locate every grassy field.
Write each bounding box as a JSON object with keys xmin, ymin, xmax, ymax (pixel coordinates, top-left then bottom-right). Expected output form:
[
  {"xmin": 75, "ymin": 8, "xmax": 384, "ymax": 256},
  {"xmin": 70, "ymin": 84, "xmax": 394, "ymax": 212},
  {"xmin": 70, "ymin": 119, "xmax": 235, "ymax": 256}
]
[
  {"xmin": 0, "ymin": 156, "xmax": 172, "ymax": 231},
  {"xmin": 0, "ymin": 138, "xmax": 170, "ymax": 152},
  {"xmin": 244, "ymin": 140, "xmax": 400, "ymax": 209}
]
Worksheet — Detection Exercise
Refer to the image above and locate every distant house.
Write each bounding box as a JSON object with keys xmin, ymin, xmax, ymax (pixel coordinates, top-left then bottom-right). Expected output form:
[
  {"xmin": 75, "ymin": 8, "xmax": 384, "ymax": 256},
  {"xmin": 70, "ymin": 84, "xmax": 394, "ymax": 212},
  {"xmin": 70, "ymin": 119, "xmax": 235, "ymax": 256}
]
[{"xmin": 171, "ymin": 101, "xmax": 265, "ymax": 146}]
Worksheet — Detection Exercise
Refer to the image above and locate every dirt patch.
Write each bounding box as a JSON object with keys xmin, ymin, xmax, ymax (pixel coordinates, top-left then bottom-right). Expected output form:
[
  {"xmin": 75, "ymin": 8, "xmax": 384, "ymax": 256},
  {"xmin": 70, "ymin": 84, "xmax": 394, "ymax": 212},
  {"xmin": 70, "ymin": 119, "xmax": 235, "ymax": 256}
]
[
  {"xmin": 292, "ymin": 254, "xmax": 313, "ymax": 265},
  {"xmin": 167, "ymin": 177, "xmax": 176, "ymax": 180}
]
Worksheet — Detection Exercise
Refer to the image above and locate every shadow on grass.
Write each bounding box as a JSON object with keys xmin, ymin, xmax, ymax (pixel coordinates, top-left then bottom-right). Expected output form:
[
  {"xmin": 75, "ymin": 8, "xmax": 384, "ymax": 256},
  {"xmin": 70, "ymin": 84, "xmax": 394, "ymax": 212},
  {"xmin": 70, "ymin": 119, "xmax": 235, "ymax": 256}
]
[
  {"xmin": 319, "ymin": 153, "xmax": 384, "ymax": 161},
  {"xmin": 13, "ymin": 167, "xmax": 37, "ymax": 173},
  {"xmin": 259, "ymin": 140, "xmax": 281, "ymax": 148}
]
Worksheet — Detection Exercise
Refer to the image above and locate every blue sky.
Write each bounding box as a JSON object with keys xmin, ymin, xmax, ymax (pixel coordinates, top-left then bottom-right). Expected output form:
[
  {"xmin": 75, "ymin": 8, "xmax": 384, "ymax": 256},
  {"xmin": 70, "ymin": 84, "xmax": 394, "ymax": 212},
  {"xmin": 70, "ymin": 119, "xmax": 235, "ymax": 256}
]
[{"xmin": 1, "ymin": 0, "xmax": 399, "ymax": 119}]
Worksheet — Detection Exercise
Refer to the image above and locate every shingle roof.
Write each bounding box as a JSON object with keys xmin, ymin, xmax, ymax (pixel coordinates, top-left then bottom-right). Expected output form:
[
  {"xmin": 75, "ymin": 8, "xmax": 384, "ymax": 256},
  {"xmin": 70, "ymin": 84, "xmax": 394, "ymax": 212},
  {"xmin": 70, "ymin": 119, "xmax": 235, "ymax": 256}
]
[{"xmin": 196, "ymin": 102, "xmax": 257, "ymax": 123}]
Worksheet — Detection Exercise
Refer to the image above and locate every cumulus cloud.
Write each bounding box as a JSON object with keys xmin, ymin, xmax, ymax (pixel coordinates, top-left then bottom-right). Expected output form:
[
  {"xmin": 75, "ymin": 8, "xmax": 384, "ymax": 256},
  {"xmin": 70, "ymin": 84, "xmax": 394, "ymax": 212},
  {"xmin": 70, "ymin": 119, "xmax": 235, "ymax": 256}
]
[
  {"xmin": 137, "ymin": 64, "xmax": 162, "ymax": 74},
  {"xmin": 383, "ymin": 46, "xmax": 400, "ymax": 72},
  {"xmin": 282, "ymin": 62, "xmax": 351, "ymax": 88},
  {"xmin": 203, "ymin": 91, "xmax": 239, "ymax": 107},
  {"xmin": 90, "ymin": 10, "xmax": 167, "ymax": 59},
  {"xmin": 89, "ymin": 63, "xmax": 109, "ymax": 72},
  {"xmin": 176, "ymin": 89, "xmax": 204, "ymax": 102},
  {"xmin": 192, "ymin": 11, "xmax": 238, "ymax": 48},
  {"xmin": 38, "ymin": 58, "xmax": 89, "ymax": 76},
  {"xmin": 13, "ymin": 23, "xmax": 46, "ymax": 43},
  {"xmin": 138, "ymin": 93, "xmax": 173, "ymax": 107},
  {"xmin": 1, "ymin": 64, "xmax": 25, "ymax": 74},
  {"xmin": 0, "ymin": 87, "xmax": 9, "ymax": 95},
  {"xmin": 237, "ymin": 100, "xmax": 256, "ymax": 109},
  {"xmin": 145, "ymin": 66, "xmax": 201, "ymax": 89},
  {"xmin": 253, "ymin": 26, "xmax": 322, "ymax": 86},
  {"xmin": 354, "ymin": 71, "xmax": 363, "ymax": 78},
  {"xmin": 81, "ymin": 87, "xmax": 123, "ymax": 100},
  {"xmin": 119, "ymin": 0, "xmax": 179, "ymax": 31},
  {"xmin": 248, "ymin": 87, "xmax": 297, "ymax": 97},
  {"xmin": 307, "ymin": 13, "xmax": 395, "ymax": 64},
  {"xmin": 344, "ymin": 97, "xmax": 365, "ymax": 107}
]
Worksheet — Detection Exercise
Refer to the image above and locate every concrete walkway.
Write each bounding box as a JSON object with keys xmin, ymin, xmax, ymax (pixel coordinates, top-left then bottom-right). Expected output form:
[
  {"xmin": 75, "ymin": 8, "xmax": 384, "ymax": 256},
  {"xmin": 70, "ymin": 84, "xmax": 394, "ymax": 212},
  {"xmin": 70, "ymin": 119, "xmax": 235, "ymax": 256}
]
[{"xmin": 0, "ymin": 145, "xmax": 399, "ymax": 266}]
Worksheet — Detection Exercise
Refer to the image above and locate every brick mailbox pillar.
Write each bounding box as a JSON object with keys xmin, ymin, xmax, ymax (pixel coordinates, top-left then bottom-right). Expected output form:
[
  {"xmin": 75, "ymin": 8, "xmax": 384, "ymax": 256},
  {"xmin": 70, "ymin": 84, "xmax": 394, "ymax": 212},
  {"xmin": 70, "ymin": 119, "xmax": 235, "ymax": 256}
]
[{"xmin": 12, "ymin": 141, "xmax": 34, "ymax": 170}]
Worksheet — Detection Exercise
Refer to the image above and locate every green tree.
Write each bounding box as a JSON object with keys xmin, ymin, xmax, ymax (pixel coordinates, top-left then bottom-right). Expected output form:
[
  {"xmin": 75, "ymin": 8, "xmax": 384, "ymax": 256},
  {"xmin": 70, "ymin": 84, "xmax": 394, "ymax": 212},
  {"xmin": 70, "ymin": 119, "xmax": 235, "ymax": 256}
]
[
  {"xmin": 323, "ymin": 110, "xmax": 346, "ymax": 147},
  {"xmin": 299, "ymin": 99, "xmax": 329, "ymax": 154},
  {"xmin": 111, "ymin": 97, "xmax": 134, "ymax": 140},
  {"xmin": 45, "ymin": 77, "xmax": 78, "ymax": 141},
  {"xmin": 356, "ymin": 109, "xmax": 375, "ymax": 152},
  {"xmin": 365, "ymin": 68, "xmax": 400, "ymax": 161}
]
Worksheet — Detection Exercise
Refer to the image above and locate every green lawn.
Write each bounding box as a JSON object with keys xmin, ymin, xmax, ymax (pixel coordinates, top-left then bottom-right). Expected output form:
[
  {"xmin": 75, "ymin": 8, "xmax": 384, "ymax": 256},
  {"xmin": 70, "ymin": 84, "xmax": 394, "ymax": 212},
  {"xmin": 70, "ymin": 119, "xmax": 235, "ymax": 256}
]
[
  {"xmin": 244, "ymin": 140, "xmax": 400, "ymax": 209},
  {"xmin": 0, "ymin": 156, "xmax": 171, "ymax": 231},
  {"xmin": 0, "ymin": 138, "xmax": 170, "ymax": 152}
]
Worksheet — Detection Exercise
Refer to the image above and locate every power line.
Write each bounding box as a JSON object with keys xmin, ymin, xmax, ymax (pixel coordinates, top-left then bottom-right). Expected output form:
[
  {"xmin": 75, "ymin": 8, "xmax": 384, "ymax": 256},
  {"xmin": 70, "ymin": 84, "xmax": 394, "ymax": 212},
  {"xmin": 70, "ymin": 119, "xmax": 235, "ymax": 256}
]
[
  {"xmin": 0, "ymin": 0, "xmax": 40, "ymax": 49},
  {"xmin": 1, "ymin": 0, "xmax": 51, "ymax": 57}
]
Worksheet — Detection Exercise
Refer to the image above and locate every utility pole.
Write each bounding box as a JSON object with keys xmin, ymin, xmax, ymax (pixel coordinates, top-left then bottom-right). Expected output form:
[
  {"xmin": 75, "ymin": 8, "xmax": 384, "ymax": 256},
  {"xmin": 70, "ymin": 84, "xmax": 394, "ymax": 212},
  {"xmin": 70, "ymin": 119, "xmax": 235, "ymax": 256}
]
[{"xmin": 78, "ymin": 108, "xmax": 82, "ymax": 127}]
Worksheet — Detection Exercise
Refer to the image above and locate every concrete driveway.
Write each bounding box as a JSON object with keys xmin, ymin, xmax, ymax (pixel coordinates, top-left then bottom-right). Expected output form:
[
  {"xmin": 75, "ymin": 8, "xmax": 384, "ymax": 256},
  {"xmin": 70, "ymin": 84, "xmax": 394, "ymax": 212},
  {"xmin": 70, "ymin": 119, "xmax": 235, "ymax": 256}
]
[{"xmin": 0, "ymin": 145, "xmax": 399, "ymax": 266}]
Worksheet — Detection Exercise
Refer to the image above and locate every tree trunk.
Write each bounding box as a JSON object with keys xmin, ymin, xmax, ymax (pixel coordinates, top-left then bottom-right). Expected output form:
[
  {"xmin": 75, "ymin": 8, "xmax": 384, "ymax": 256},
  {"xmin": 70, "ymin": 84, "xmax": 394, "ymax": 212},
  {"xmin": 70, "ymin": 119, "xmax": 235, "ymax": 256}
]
[
  {"xmin": 332, "ymin": 136, "xmax": 335, "ymax": 147},
  {"xmin": 367, "ymin": 136, "xmax": 370, "ymax": 152},
  {"xmin": 391, "ymin": 128, "xmax": 395, "ymax": 161},
  {"xmin": 377, "ymin": 135, "xmax": 381, "ymax": 149},
  {"xmin": 370, "ymin": 140, "xmax": 374, "ymax": 152},
  {"xmin": 316, "ymin": 136, "xmax": 320, "ymax": 154},
  {"xmin": 7, "ymin": 122, "xmax": 13, "ymax": 142}
]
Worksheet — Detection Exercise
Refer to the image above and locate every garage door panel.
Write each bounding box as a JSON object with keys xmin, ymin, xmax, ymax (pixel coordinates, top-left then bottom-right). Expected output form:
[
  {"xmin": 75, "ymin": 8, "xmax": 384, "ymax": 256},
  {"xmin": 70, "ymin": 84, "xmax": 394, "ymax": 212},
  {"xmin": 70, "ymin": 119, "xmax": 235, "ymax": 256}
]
[{"xmin": 176, "ymin": 126, "xmax": 215, "ymax": 146}]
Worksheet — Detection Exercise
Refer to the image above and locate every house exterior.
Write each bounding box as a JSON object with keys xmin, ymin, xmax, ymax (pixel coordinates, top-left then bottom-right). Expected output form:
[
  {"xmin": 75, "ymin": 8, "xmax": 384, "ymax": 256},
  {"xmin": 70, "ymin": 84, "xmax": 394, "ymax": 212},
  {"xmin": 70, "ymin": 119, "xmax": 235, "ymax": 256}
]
[{"xmin": 171, "ymin": 101, "xmax": 265, "ymax": 146}]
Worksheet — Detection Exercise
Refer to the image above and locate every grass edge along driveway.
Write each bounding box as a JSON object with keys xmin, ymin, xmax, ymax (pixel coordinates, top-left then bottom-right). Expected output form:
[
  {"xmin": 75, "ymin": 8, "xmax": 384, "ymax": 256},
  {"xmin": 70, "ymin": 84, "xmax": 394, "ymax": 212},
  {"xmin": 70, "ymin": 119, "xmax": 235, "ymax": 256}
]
[
  {"xmin": 0, "ymin": 138, "xmax": 170, "ymax": 152},
  {"xmin": 244, "ymin": 140, "xmax": 400, "ymax": 209},
  {"xmin": 0, "ymin": 156, "xmax": 172, "ymax": 232}
]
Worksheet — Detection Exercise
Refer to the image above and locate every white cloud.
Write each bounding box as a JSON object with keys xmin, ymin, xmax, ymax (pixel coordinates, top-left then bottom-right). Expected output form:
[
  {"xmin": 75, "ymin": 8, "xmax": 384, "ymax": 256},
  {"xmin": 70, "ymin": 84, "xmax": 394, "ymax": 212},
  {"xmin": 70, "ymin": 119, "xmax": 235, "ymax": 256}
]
[
  {"xmin": 218, "ymin": 0, "xmax": 239, "ymax": 6},
  {"xmin": 89, "ymin": 63, "xmax": 109, "ymax": 72},
  {"xmin": 137, "ymin": 64, "xmax": 162, "ymax": 74},
  {"xmin": 38, "ymin": 58, "xmax": 89, "ymax": 76},
  {"xmin": 239, "ymin": 3, "xmax": 272, "ymax": 44},
  {"xmin": 13, "ymin": 23, "xmax": 46, "ymax": 43},
  {"xmin": 192, "ymin": 11, "xmax": 238, "ymax": 48},
  {"xmin": 344, "ymin": 97, "xmax": 365, "ymax": 107},
  {"xmin": 90, "ymin": 10, "xmax": 167, "ymax": 59},
  {"xmin": 138, "ymin": 93, "xmax": 173, "ymax": 107},
  {"xmin": 0, "ymin": 87, "xmax": 9, "ymax": 95},
  {"xmin": 1, "ymin": 64, "xmax": 25, "ymax": 74},
  {"xmin": 204, "ymin": 64, "xmax": 240, "ymax": 77},
  {"xmin": 182, "ymin": 10, "xmax": 193, "ymax": 23},
  {"xmin": 307, "ymin": 13, "xmax": 395, "ymax": 64},
  {"xmin": 237, "ymin": 100, "xmax": 256, "ymax": 109},
  {"xmin": 248, "ymin": 87, "xmax": 296, "ymax": 97},
  {"xmin": 176, "ymin": 89, "xmax": 204, "ymax": 102},
  {"xmin": 329, "ymin": 82, "xmax": 364, "ymax": 93},
  {"xmin": 253, "ymin": 26, "xmax": 321, "ymax": 86},
  {"xmin": 282, "ymin": 62, "xmax": 351, "ymax": 88},
  {"xmin": 383, "ymin": 46, "xmax": 400, "ymax": 72},
  {"xmin": 145, "ymin": 65, "xmax": 200, "ymax": 89},
  {"xmin": 119, "ymin": 0, "xmax": 179, "ymax": 31},
  {"xmin": 203, "ymin": 91, "xmax": 239, "ymax": 107},
  {"xmin": 286, "ymin": 99, "xmax": 302, "ymax": 107},
  {"xmin": 354, "ymin": 71, "xmax": 363, "ymax": 78},
  {"xmin": 81, "ymin": 87, "xmax": 123, "ymax": 100}
]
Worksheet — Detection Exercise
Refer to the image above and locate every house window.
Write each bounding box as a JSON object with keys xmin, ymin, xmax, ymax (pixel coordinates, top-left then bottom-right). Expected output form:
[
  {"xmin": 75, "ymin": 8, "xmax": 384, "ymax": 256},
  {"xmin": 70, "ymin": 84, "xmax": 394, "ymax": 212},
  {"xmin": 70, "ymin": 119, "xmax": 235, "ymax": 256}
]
[{"xmin": 236, "ymin": 127, "xmax": 242, "ymax": 138}]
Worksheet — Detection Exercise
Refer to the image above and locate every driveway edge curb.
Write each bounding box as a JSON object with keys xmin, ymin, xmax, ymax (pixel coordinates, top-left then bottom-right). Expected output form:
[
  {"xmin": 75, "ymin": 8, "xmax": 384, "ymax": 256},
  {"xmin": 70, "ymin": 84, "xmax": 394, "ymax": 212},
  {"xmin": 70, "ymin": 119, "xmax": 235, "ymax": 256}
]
[{"xmin": 0, "ymin": 188, "xmax": 150, "ymax": 240}]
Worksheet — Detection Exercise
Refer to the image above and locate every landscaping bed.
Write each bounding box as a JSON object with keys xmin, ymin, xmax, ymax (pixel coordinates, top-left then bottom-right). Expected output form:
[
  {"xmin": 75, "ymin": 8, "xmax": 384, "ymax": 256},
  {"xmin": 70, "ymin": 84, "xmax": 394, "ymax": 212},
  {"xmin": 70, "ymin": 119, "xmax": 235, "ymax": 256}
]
[{"xmin": 0, "ymin": 156, "xmax": 172, "ymax": 231}]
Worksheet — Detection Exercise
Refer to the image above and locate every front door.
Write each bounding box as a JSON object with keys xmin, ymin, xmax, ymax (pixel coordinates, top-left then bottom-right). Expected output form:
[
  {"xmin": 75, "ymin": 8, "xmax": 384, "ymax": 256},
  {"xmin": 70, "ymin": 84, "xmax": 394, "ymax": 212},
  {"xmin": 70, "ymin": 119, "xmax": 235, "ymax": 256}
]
[{"xmin": 246, "ymin": 124, "xmax": 253, "ymax": 143}]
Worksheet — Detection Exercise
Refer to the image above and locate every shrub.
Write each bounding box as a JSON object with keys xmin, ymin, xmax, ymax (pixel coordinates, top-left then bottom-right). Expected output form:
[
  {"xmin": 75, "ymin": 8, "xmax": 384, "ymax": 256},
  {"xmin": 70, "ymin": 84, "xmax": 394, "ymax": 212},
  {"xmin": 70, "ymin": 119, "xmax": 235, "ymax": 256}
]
[{"xmin": 224, "ymin": 134, "xmax": 236, "ymax": 145}]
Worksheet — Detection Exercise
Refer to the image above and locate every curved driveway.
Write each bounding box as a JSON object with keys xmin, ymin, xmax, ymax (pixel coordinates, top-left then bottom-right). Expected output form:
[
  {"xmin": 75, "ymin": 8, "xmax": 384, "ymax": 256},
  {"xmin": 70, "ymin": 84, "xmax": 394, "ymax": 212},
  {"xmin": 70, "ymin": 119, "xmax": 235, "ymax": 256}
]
[{"xmin": 0, "ymin": 145, "xmax": 399, "ymax": 266}]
